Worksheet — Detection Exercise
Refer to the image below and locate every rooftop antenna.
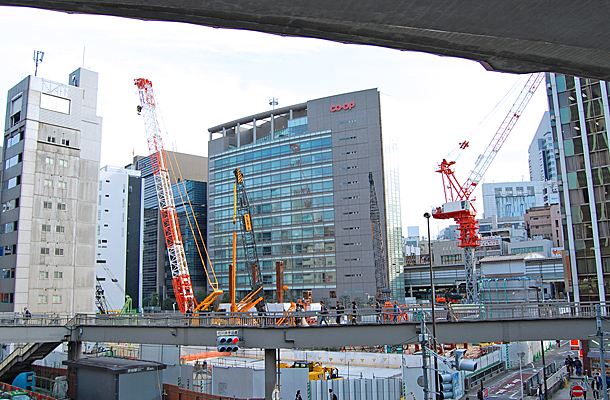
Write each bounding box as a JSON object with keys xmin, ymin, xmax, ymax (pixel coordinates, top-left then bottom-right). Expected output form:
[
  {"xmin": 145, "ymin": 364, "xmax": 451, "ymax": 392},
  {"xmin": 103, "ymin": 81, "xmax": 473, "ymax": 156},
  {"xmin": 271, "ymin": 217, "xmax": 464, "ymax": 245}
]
[
  {"xmin": 33, "ymin": 50, "xmax": 44, "ymax": 76},
  {"xmin": 269, "ymin": 97, "xmax": 278, "ymax": 110}
]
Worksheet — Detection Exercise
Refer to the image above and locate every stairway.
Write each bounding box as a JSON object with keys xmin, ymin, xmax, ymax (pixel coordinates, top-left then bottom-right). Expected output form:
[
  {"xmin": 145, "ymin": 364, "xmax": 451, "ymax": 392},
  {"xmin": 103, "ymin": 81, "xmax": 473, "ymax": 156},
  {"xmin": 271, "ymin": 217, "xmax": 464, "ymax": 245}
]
[{"xmin": 0, "ymin": 342, "xmax": 61, "ymax": 383}]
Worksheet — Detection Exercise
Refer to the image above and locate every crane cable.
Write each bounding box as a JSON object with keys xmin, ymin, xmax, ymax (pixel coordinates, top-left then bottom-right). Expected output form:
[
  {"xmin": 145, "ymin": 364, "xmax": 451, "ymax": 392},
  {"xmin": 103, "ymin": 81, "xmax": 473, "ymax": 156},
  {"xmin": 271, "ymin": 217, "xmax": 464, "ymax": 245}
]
[
  {"xmin": 444, "ymin": 75, "xmax": 529, "ymax": 163},
  {"xmin": 153, "ymin": 96, "xmax": 220, "ymax": 292}
]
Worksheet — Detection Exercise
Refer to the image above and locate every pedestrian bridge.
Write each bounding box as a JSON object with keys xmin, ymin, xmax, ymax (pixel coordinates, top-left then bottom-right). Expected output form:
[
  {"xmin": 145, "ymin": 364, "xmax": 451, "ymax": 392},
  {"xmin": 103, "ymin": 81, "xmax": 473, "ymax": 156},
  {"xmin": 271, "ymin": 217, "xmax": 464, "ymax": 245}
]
[{"xmin": 0, "ymin": 302, "xmax": 605, "ymax": 348}]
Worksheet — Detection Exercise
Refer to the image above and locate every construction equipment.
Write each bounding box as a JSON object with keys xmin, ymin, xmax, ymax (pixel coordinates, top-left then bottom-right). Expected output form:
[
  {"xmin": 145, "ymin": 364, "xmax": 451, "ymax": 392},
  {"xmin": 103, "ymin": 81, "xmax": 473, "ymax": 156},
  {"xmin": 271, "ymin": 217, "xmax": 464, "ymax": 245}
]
[
  {"xmin": 135, "ymin": 78, "xmax": 222, "ymax": 313},
  {"xmin": 432, "ymin": 73, "xmax": 544, "ymax": 303},
  {"xmin": 94, "ymin": 279, "xmax": 108, "ymax": 314},
  {"xmin": 279, "ymin": 361, "xmax": 343, "ymax": 381},
  {"xmin": 233, "ymin": 168, "xmax": 265, "ymax": 311},
  {"xmin": 369, "ymin": 172, "xmax": 391, "ymax": 301}
]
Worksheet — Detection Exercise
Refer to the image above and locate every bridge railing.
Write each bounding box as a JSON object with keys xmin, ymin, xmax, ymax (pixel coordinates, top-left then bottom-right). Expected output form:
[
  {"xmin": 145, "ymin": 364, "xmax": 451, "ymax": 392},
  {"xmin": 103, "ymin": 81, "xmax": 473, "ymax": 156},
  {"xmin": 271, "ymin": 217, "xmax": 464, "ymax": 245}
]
[
  {"xmin": 0, "ymin": 312, "xmax": 72, "ymax": 327},
  {"xmin": 1, "ymin": 301, "xmax": 605, "ymax": 329},
  {"xmin": 68, "ymin": 301, "xmax": 609, "ymax": 328}
]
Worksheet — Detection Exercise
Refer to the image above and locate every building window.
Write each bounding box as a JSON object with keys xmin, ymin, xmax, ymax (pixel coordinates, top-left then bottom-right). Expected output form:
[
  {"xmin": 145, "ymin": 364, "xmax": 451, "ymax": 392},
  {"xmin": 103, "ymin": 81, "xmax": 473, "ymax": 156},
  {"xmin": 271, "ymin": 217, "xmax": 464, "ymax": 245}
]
[
  {"xmin": 39, "ymin": 271, "xmax": 49, "ymax": 279},
  {"xmin": 53, "ymin": 271, "xmax": 63, "ymax": 279},
  {"xmin": 1, "ymin": 222, "xmax": 17, "ymax": 234},
  {"xmin": 57, "ymin": 203, "xmax": 66, "ymax": 211},
  {"xmin": 3, "ymin": 245, "xmax": 16, "ymax": 255},
  {"xmin": 41, "ymin": 224, "xmax": 51, "ymax": 232},
  {"xmin": 59, "ymin": 159, "xmax": 68, "ymax": 167},
  {"xmin": 330, "ymin": 291, "xmax": 337, "ymax": 298},
  {"xmin": 58, "ymin": 181, "xmax": 67, "ymax": 189},
  {"xmin": 61, "ymin": 138, "xmax": 70, "ymax": 146},
  {"xmin": 40, "ymin": 247, "xmax": 50, "ymax": 255},
  {"xmin": 1, "ymin": 293, "xmax": 14, "ymax": 303},
  {"xmin": 343, "ymin": 242, "xmax": 361, "ymax": 246},
  {"xmin": 38, "ymin": 295, "xmax": 48, "ymax": 304},
  {"xmin": 5, "ymin": 154, "xmax": 21, "ymax": 170},
  {"xmin": 4, "ymin": 176, "xmax": 20, "ymax": 190},
  {"xmin": 52, "ymin": 295, "xmax": 62, "ymax": 304},
  {"xmin": 44, "ymin": 179, "xmax": 53, "ymax": 187},
  {"xmin": 2, "ymin": 199, "xmax": 19, "ymax": 212},
  {"xmin": 43, "ymin": 201, "xmax": 52, "ymax": 209},
  {"xmin": 2, "ymin": 268, "xmax": 15, "ymax": 279},
  {"xmin": 54, "ymin": 248, "xmax": 64, "ymax": 256},
  {"xmin": 45, "ymin": 157, "xmax": 55, "ymax": 165},
  {"xmin": 56, "ymin": 225, "xmax": 65, "ymax": 233},
  {"xmin": 6, "ymin": 132, "xmax": 22, "ymax": 148},
  {"xmin": 47, "ymin": 136, "xmax": 56, "ymax": 143}
]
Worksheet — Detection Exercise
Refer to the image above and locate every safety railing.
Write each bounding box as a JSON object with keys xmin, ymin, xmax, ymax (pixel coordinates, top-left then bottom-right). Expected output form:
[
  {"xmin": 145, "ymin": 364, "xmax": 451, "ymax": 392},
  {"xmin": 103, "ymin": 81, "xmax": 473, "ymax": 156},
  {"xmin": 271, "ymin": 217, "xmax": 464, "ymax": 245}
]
[{"xmin": 68, "ymin": 301, "xmax": 608, "ymax": 328}]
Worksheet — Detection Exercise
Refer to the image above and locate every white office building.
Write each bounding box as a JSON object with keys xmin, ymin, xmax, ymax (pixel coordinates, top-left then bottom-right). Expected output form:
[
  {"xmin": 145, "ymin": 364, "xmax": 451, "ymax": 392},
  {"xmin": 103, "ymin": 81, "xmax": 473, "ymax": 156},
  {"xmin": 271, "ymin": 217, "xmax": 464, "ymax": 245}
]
[
  {"xmin": 0, "ymin": 68, "xmax": 102, "ymax": 313},
  {"xmin": 96, "ymin": 166, "xmax": 144, "ymax": 312}
]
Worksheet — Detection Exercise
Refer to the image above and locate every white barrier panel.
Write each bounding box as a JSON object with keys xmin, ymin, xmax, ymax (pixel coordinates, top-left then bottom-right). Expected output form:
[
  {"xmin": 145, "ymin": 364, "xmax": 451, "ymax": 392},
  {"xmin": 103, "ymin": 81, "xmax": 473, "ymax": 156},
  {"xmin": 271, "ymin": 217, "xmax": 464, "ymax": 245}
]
[{"xmin": 310, "ymin": 378, "xmax": 402, "ymax": 400}]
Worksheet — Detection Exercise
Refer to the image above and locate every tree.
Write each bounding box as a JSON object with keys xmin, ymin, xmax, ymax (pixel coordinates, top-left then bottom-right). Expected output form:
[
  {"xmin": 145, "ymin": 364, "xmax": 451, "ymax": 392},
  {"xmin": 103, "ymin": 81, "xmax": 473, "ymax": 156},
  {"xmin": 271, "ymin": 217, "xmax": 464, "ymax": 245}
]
[
  {"xmin": 338, "ymin": 295, "xmax": 351, "ymax": 308},
  {"xmin": 162, "ymin": 297, "xmax": 175, "ymax": 310},
  {"xmin": 142, "ymin": 292, "xmax": 160, "ymax": 308}
]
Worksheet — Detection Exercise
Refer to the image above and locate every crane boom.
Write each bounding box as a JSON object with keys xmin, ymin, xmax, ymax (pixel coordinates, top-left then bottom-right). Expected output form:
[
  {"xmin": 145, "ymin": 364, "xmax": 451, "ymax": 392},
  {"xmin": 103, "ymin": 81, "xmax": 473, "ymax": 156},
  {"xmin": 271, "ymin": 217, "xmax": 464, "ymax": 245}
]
[
  {"xmin": 233, "ymin": 168, "xmax": 265, "ymax": 311},
  {"xmin": 134, "ymin": 78, "xmax": 196, "ymax": 313},
  {"xmin": 369, "ymin": 172, "xmax": 390, "ymax": 301},
  {"xmin": 432, "ymin": 73, "xmax": 544, "ymax": 303}
]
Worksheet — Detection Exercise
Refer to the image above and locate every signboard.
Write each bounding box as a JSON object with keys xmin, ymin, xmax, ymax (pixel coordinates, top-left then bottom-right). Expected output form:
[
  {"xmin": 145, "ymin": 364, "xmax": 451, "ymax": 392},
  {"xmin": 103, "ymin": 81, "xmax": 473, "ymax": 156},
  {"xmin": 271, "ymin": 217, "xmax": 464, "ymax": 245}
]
[
  {"xmin": 572, "ymin": 385, "xmax": 584, "ymax": 397},
  {"xmin": 330, "ymin": 102, "xmax": 355, "ymax": 112},
  {"xmin": 480, "ymin": 237, "xmax": 501, "ymax": 247},
  {"xmin": 483, "ymin": 388, "xmax": 489, "ymax": 400},
  {"xmin": 217, "ymin": 329, "xmax": 238, "ymax": 337},
  {"xmin": 551, "ymin": 247, "xmax": 564, "ymax": 258}
]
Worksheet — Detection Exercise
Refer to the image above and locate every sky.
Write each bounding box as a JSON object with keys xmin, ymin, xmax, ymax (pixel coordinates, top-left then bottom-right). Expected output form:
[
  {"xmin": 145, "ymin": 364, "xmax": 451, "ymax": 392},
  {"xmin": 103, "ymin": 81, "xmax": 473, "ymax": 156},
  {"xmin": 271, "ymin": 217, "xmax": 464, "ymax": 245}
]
[{"xmin": 0, "ymin": 6, "xmax": 550, "ymax": 238}]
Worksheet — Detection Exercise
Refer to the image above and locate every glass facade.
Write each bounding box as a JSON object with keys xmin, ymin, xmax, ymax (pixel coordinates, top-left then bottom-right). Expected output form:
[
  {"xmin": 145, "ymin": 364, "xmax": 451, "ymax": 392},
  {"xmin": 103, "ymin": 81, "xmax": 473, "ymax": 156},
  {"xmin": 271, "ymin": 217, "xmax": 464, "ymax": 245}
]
[
  {"xmin": 208, "ymin": 89, "xmax": 404, "ymax": 302},
  {"xmin": 136, "ymin": 154, "xmax": 208, "ymax": 302},
  {"xmin": 548, "ymin": 73, "xmax": 610, "ymax": 302},
  {"xmin": 209, "ymin": 123, "xmax": 338, "ymax": 299},
  {"xmin": 384, "ymin": 140, "xmax": 405, "ymax": 300}
]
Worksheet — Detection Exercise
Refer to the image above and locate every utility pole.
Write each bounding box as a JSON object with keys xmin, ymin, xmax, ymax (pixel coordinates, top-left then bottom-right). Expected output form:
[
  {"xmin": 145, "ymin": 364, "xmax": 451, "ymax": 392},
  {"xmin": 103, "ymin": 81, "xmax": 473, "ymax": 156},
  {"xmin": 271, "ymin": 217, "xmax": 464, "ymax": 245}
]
[
  {"xmin": 540, "ymin": 341, "xmax": 548, "ymax": 400},
  {"xmin": 420, "ymin": 313, "xmax": 430, "ymax": 400},
  {"xmin": 596, "ymin": 305, "xmax": 609, "ymax": 400}
]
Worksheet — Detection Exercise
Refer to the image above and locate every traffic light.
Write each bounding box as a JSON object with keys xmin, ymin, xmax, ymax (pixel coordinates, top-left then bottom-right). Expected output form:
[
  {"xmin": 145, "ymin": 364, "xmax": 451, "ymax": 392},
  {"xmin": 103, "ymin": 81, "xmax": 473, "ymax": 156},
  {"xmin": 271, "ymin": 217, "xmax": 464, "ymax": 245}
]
[
  {"xmin": 217, "ymin": 336, "xmax": 240, "ymax": 352},
  {"xmin": 454, "ymin": 349, "xmax": 477, "ymax": 371},
  {"xmin": 438, "ymin": 372, "xmax": 455, "ymax": 400}
]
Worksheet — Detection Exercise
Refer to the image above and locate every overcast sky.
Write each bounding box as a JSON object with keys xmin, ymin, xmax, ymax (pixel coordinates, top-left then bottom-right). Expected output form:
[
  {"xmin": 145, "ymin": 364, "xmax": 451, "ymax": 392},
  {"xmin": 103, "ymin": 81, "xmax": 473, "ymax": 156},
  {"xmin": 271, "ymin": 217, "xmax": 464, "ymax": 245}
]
[{"xmin": 0, "ymin": 6, "xmax": 550, "ymax": 237}]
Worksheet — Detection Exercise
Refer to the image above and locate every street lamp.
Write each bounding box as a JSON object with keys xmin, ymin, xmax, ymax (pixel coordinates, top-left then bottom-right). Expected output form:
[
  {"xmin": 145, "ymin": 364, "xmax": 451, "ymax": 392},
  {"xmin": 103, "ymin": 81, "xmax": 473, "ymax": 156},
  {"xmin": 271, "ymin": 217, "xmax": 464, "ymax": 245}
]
[
  {"xmin": 518, "ymin": 351, "xmax": 526, "ymax": 400},
  {"xmin": 423, "ymin": 213, "xmax": 437, "ymax": 340},
  {"xmin": 424, "ymin": 212, "xmax": 438, "ymax": 399}
]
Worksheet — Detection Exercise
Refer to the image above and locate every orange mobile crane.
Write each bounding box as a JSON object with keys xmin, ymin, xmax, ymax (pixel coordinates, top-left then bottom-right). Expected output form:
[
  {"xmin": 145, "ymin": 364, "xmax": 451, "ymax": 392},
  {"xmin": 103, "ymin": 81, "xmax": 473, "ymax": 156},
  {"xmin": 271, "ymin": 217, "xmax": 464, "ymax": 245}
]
[
  {"xmin": 232, "ymin": 168, "xmax": 265, "ymax": 312},
  {"xmin": 135, "ymin": 78, "xmax": 222, "ymax": 313},
  {"xmin": 432, "ymin": 73, "xmax": 544, "ymax": 304}
]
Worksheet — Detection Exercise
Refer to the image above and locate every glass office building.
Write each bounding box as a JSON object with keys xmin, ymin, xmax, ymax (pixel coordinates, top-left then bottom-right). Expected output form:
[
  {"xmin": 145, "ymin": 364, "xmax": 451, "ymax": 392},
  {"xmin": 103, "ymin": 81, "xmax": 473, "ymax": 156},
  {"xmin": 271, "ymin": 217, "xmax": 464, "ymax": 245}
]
[
  {"xmin": 207, "ymin": 89, "xmax": 404, "ymax": 302},
  {"xmin": 547, "ymin": 73, "xmax": 610, "ymax": 302}
]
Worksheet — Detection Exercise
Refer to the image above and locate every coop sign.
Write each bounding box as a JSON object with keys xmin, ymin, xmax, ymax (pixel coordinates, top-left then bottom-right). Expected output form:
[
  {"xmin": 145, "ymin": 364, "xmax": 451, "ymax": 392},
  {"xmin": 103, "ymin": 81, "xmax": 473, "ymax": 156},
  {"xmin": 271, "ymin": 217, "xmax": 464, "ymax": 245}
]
[{"xmin": 330, "ymin": 102, "xmax": 355, "ymax": 112}]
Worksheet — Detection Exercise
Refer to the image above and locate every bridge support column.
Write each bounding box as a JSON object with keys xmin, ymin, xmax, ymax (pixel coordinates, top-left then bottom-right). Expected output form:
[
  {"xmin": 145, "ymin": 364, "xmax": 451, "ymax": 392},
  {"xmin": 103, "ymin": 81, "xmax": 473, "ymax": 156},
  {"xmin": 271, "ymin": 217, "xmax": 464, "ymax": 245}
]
[
  {"xmin": 265, "ymin": 348, "xmax": 276, "ymax": 400},
  {"xmin": 67, "ymin": 341, "xmax": 82, "ymax": 361}
]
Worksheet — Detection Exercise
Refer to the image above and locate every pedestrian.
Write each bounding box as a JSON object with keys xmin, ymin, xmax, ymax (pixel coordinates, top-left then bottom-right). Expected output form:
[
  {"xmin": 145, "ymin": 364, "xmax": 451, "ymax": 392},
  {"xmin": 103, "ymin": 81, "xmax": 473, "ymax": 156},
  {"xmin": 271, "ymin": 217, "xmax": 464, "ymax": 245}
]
[
  {"xmin": 566, "ymin": 356, "xmax": 574, "ymax": 375},
  {"xmin": 335, "ymin": 301, "xmax": 344, "ymax": 325},
  {"xmin": 556, "ymin": 340, "xmax": 561, "ymax": 348},
  {"xmin": 538, "ymin": 385, "xmax": 544, "ymax": 400},
  {"xmin": 329, "ymin": 388, "xmax": 338, "ymax": 400},
  {"xmin": 574, "ymin": 357, "xmax": 583, "ymax": 376},
  {"xmin": 595, "ymin": 372, "xmax": 603, "ymax": 391},
  {"xmin": 375, "ymin": 299, "xmax": 382, "ymax": 323},
  {"xmin": 318, "ymin": 301, "xmax": 329, "ymax": 325},
  {"xmin": 23, "ymin": 307, "xmax": 31, "ymax": 324},
  {"xmin": 605, "ymin": 371, "xmax": 610, "ymax": 390},
  {"xmin": 295, "ymin": 389, "xmax": 303, "ymax": 400},
  {"xmin": 350, "ymin": 301, "xmax": 358, "ymax": 325},
  {"xmin": 581, "ymin": 377, "xmax": 589, "ymax": 400},
  {"xmin": 393, "ymin": 301, "xmax": 401, "ymax": 323}
]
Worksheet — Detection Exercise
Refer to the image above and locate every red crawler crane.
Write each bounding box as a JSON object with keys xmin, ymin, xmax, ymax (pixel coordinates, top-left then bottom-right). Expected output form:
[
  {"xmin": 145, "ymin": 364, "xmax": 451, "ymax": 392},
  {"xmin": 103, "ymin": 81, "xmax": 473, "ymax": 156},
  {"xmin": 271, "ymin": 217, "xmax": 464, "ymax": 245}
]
[
  {"xmin": 432, "ymin": 73, "xmax": 544, "ymax": 303},
  {"xmin": 134, "ymin": 78, "xmax": 196, "ymax": 313}
]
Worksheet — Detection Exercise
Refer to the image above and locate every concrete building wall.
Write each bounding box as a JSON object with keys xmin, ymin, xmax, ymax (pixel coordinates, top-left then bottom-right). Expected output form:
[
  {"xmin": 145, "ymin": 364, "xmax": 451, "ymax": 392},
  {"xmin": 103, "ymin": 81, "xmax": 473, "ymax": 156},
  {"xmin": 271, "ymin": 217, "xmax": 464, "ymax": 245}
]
[
  {"xmin": 97, "ymin": 166, "xmax": 143, "ymax": 311},
  {"xmin": 1, "ymin": 68, "xmax": 101, "ymax": 313}
]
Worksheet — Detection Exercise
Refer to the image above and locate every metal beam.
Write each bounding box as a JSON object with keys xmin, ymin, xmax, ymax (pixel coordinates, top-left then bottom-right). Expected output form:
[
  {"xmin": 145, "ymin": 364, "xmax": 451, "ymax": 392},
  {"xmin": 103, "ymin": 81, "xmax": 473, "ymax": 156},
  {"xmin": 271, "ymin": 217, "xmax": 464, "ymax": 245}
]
[{"xmin": 1, "ymin": 1, "xmax": 610, "ymax": 80}]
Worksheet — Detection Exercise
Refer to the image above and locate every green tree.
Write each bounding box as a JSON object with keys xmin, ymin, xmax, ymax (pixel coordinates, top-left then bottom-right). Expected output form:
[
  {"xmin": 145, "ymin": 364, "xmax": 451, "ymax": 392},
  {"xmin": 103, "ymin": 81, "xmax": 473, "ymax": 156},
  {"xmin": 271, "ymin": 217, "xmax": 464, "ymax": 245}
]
[
  {"xmin": 162, "ymin": 297, "xmax": 176, "ymax": 310},
  {"xmin": 338, "ymin": 295, "xmax": 351, "ymax": 308}
]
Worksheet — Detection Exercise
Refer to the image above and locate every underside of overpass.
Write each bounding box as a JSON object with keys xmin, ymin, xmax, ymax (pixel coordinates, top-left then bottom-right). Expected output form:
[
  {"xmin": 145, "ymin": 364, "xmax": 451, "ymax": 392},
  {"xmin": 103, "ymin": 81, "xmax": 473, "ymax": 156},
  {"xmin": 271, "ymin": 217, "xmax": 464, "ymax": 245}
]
[{"xmin": 1, "ymin": 1, "xmax": 609, "ymax": 80}]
